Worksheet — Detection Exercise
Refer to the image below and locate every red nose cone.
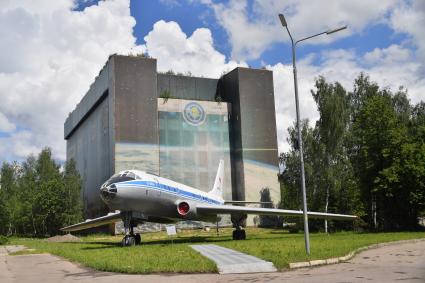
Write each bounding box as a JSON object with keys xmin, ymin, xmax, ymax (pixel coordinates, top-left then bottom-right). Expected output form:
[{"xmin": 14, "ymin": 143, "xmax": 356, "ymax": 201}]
[{"xmin": 178, "ymin": 202, "xmax": 190, "ymax": 216}]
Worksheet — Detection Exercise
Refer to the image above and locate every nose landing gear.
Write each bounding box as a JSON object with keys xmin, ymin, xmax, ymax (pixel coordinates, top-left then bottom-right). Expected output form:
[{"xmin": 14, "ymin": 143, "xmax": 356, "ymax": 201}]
[{"xmin": 121, "ymin": 212, "xmax": 142, "ymax": 247}]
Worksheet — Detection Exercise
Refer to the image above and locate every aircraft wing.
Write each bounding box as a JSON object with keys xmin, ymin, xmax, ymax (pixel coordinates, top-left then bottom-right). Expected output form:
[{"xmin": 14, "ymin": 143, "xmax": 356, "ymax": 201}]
[
  {"xmin": 61, "ymin": 211, "xmax": 122, "ymax": 232},
  {"xmin": 224, "ymin": 201, "xmax": 272, "ymax": 205},
  {"xmin": 196, "ymin": 204, "xmax": 356, "ymax": 220}
]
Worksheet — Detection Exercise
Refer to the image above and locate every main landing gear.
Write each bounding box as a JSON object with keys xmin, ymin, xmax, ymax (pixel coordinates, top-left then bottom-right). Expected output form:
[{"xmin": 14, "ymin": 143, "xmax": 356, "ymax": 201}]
[
  {"xmin": 121, "ymin": 212, "xmax": 142, "ymax": 247},
  {"xmin": 121, "ymin": 230, "xmax": 141, "ymax": 246},
  {"xmin": 231, "ymin": 214, "xmax": 247, "ymax": 240},
  {"xmin": 232, "ymin": 228, "xmax": 246, "ymax": 240}
]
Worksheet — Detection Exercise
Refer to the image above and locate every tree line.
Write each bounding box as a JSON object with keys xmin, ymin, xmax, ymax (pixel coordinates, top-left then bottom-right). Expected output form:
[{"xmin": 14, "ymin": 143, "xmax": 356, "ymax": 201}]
[
  {"xmin": 0, "ymin": 148, "xmax": 82, "ymax": 236},
  {"xmin": 279, "ymin": 73, "xmax": 425, "ymax": 231}
]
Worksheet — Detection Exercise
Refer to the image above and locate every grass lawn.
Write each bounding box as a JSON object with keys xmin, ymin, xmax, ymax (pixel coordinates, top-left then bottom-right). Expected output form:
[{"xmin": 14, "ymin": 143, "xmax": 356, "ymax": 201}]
[{"xmin": 9, "ymin": 228, "xmax": 425, "ymax": 273}]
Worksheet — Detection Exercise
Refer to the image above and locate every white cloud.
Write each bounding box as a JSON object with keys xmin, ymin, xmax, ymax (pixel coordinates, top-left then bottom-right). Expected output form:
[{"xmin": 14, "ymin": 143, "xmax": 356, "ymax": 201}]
[
  {"xmin": 143, "ymin": 20, "xmax": 245, "ymax": 77},
  {"xmin": 0, "ymin": 112, "xmax": 16, "ymax": 133},
  {"xmin": 0, "ymin": 0, "xmax": 143, "ymax": 162},
  {"xmin": 269, "ymin": 44, "xmax": 425, "ymax": 152},
  {"xmin": 389, "ymin": 0, "xmax": 425, "ymax": 61},
  {"xmin": 0, "ymin": 131, "xmax": 39, "ymax": 161},
  {"xmin": 0, "ymin": 1, "xmax": 244, "ymax": 163},
  {"xmin": 202, "ymin": 0, "xmax": 398, "ymax": 60},
  {"xmin": 363, "ymin": 44, "xmax": 411, "ymax": 65}
]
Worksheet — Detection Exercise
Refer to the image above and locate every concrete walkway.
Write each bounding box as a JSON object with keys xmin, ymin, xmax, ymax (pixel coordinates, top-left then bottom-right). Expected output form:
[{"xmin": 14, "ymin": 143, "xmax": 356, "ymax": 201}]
[
  {"xmin": 190, "ymin": 244, "xmax": 277, "ymax": 274},
  {"xmin": 1, "ymin": 240, "xmax": 424, "ymax": 282}
]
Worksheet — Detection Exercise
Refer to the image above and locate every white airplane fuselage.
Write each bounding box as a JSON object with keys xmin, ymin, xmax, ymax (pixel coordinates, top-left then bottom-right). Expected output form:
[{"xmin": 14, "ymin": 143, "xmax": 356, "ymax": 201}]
[{"xmin": 100, "ymin": 170, "xmax": 223, "ymax": 223}]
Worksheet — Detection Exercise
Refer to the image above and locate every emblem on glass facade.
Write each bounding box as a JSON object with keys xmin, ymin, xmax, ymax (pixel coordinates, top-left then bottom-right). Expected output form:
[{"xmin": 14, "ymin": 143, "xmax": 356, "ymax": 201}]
[{"xmin": 183, "ymin": 102, "xmax": 206, "ymax": 126}]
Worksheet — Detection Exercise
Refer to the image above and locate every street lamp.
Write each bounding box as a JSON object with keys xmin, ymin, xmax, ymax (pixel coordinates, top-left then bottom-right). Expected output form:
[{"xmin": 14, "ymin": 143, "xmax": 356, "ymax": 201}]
[{"xmin": 278, "ymin": 13, "xmax": 347, "ymax": 255}]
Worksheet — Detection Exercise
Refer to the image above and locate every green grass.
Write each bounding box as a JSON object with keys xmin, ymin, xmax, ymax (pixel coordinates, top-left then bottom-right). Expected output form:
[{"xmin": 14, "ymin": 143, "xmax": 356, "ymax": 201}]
[
  {"xmin": 9, "ymin": 228, "xmax": 425, "ymax": 273},
  {"xmin": 218, "ymin": 228, "xmax": 425, "ymax": 270},
  {"xmin": 0, "ymin": 235, "xmax": 9, "ymax": 245}
]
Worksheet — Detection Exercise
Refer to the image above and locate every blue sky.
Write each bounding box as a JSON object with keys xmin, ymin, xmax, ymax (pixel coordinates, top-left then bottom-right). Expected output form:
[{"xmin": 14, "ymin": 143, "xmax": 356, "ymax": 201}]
[
  {"xmin": 140, "ymin": 1, "xmax": 408, "ymax": 65},
  {"xmin": 0, "ymin": 0, "xmax": 424, "ymax": 162},
  {"xmin": 130, "ymin": 1, "xmax": 231, "ymax": 58},
  {"xmin": 75, "ymin": 0, "xmax": 411, "ymax": 67}
]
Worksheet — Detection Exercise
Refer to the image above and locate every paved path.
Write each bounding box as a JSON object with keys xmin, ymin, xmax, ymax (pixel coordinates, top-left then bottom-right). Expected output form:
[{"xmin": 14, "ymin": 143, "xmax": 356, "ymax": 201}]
[
  {"xmin": 1, "ymin": 240, "xmax": 424, "ymax": 283},
  {"xmin": 190, "ymin": 244, "xmax": 276, "ymax": 274}
]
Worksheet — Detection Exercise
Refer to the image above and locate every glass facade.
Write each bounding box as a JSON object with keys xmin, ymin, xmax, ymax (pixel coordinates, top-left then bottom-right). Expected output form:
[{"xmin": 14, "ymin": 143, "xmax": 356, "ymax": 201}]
[{"xmin": 158, "ymin": 99, "xmax": 232, "ymax": 200}]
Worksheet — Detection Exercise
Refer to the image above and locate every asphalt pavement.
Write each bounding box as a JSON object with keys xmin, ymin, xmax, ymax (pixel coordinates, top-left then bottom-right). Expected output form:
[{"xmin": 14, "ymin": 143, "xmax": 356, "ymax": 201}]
[{"xmin": 1, "ymin": 240, "xmax": 424, "ymax": 283}]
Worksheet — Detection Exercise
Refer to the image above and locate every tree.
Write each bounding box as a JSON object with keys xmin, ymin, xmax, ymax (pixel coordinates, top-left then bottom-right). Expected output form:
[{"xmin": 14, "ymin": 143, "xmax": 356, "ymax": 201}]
[
  {"xmin": 311, "ymin": 77, "xmax": 351, "ymax": 232},
  {"xmin": 33, "ymin": 149, "xmax": 83, "ymax": 235},
  {"xmin": 0, "ymin": 163, "xmax": 12, "ymax": 235},
  {"xmin": 350, "ymin": 76, "xmax": 424, "ymax": 230},
  {"xmin": 0, "ymin": 148, "xmax": 83, "ymax": 236},
  {"xmin": 280, "ymin": 73, "xmax": 423, "ymax": 231},
  {"xmin": 16, "ymin": 156, "xmax": 38, "ymax": 235},
  {"xmin": 62, "ymin": 159, "xmax": 83, "ymax": 227},
  {"xmin": 279, "ymin": 119, "xmax": 323, "ymax": 230},
  {"xmin": 32, "ymin": 148, "xmax": 62, "ymax": 235},
  {"xmin": 0, "ymin": 162, "xmax": 19, "ymax": 235}
]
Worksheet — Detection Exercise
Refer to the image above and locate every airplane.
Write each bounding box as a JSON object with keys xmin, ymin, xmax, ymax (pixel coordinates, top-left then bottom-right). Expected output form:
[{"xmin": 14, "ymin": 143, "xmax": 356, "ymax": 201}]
[{"xmin": 61, "ymin": 160, "xmax": 357, "ymax": 246}]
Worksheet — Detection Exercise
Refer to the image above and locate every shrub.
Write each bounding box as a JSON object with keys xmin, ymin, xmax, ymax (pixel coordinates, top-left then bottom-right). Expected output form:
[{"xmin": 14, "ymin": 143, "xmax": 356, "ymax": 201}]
[{"xmin": 0, "ymin": 236, "xmax": 9, "ymax": 245}]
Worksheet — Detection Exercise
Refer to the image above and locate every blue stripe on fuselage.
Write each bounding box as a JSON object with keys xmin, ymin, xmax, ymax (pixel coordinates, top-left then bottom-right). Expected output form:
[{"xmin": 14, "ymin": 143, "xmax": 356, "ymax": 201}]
[{"xmin": 117, "ymin": 180, "xmax": 222, "ymax": 205}]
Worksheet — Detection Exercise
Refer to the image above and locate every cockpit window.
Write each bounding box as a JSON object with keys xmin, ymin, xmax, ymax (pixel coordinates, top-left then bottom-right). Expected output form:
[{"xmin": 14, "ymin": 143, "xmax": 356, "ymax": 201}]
[
  {"xmin": 126, "ymin": 172, "xmax": 136, "ymax": 179},
  {"xmin": 103, "ymin": 175, "xmax": 135, "ymax": 187}
]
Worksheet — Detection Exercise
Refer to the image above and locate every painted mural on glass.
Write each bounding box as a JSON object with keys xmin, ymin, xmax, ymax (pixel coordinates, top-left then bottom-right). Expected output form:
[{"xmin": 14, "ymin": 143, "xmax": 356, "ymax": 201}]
[{"xmin": 158, "ymin": 98, "xmax": 232, "ymax": 201}]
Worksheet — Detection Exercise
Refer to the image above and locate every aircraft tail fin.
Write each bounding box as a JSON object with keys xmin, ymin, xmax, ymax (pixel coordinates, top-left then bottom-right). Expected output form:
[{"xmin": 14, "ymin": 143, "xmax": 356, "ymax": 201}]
[{"xmin": 209, "ymin": 160, "xmax": 224, "ymax": 200}]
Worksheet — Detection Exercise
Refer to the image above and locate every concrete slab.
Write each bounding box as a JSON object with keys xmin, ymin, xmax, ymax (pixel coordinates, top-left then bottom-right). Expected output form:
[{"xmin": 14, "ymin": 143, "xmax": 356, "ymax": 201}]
[
  {"xmin": 4, "ymin": 245, "xmax": 26, "ymax": 254},
  {"xmin": 0, "ymin": 246, "xmax": 15, "ymax": 282},
  {"xmin": 190, "ymin": 244, "xmax": 277, "ymax": 274}
]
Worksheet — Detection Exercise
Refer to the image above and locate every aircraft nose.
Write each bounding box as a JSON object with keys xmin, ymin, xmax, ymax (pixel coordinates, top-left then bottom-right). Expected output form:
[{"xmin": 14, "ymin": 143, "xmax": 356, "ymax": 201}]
[{"xmin": 100, "ymin": 184, "xmax": 117, "ymax": 201}]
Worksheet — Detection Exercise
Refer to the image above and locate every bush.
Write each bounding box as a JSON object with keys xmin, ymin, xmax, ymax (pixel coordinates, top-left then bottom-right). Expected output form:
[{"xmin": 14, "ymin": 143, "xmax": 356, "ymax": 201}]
[
  {"xmin": 288, "ymin": 226, "xmax": 299, "ymax": 234},
  {"xmin": 0, "ymin": 236, "xmax": 9, "ymax": 245}
]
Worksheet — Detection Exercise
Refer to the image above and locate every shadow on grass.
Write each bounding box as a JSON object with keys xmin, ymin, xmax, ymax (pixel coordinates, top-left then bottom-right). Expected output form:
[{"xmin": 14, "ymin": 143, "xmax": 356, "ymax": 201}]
[
  {"xmin": 74, "ymin": 233, "xmax": 308, "ymax": 251},
  {"xmin": 143, "ymin": 236, "xmax": 231, "ymax": 245},
  {"xmin": 75, "ymin": 235, "xmax": 235, "ymax": 250}
]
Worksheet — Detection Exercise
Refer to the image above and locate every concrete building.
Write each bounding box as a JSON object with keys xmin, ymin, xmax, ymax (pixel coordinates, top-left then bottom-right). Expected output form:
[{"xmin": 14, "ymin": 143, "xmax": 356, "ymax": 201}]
[{"xmin": 64, "ymin": 55, "xmax": 280, "ymax": 224}]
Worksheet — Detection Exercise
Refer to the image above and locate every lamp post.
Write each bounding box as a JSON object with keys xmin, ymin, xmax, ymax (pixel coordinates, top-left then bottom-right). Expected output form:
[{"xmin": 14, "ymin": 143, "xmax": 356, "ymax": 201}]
[{"xmin": 278, "ymin": 13, "xmax": 346, "ymax": 255}]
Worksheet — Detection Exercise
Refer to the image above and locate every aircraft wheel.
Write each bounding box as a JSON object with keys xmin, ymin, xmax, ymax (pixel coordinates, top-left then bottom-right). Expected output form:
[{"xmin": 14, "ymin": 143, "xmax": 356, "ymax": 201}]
[
  {"xmin": 240, "ymin": 229, "xmax": 246, "ymax": 240},
  {"xmin": 121, "ymin": 236, "xmax": 127, "ymax": 247},
  {"xmin": 122, "ymin": 235, "xmax": 136, "ymax": 247},
  {"xmin": 134, "ymin": 233, "xmax": 141, "ymax": 245},
  {"xmin": 232, "ymin": 230, "xmax": 246, "ymax": 240},
  {"xmin": 128, "ymin": 236, "xmax": 136, "ymax": 246}
]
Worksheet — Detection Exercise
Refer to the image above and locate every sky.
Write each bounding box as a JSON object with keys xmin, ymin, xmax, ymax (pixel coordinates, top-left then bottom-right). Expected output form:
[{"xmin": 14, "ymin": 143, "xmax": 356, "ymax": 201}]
[{"xmin": 0, "ymin": 0, "xmax": 424, "ymax": 163}]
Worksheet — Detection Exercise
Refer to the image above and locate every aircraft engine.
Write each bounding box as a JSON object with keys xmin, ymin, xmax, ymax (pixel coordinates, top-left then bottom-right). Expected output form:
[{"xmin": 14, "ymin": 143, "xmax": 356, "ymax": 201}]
[{"xmin": 176, "ymin": 200, "xmax": 197, "ymax": 217}]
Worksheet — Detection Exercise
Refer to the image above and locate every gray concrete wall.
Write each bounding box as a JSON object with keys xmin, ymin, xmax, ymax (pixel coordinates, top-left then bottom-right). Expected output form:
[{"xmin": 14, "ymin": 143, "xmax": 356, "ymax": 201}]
[
  {"xmin": 66, "ymin": 94, "xmax": 111, "ymax": 218},
  {"xmin": 113, "ymin": 56, "xmax": 158, "ymax": 144},
  {"xmin": 65, "ymin": 58, "xmax": 114, "ymax": 219},
  {"xmin": 113, "ymin": 56, "xmax": 160, "ymax": 175},
  {"xmin": 157, "ymin": 74, "xmax": 218, "ymax": 101},
  {"xmin": 236, "ymin": 68, "xmax": 279, "ymax": 165},
  {"xmin": 221, "ymin": 67, "xmax": 280, "ymax": 207},
  {"xmin": 219, "ymin": 69, "xmax": 245, "ymax": 202}
]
